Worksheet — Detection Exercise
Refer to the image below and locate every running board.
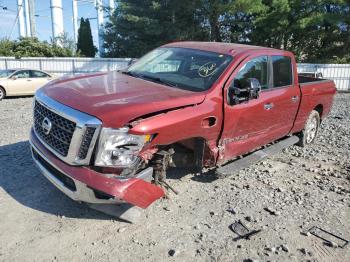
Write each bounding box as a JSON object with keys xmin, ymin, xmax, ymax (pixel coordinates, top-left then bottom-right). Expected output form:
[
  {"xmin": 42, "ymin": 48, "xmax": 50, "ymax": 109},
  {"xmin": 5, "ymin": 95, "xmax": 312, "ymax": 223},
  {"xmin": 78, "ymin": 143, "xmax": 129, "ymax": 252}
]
[{"xmin": 215, "ymin": 135, "xmax": 299, "ymax": 177}]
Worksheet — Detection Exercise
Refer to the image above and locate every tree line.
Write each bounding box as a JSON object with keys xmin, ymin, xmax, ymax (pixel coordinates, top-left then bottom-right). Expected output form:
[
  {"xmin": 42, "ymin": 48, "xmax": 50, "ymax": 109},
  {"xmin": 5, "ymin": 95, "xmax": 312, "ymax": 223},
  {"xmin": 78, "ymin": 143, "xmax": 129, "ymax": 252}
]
[
  {"xmin": 102, "ymin": 0, "xmax": 350, "ymax": 63},
  {"xmin": 0, "ymin": 0, "xmax": 348, "ymax": 63}
]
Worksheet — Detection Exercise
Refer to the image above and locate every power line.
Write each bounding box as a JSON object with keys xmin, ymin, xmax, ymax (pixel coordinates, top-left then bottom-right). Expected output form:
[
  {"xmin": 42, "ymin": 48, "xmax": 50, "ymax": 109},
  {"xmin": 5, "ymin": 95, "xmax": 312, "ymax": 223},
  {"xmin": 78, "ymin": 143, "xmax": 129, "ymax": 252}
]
[{"xmin": 8, "ymin": 1, "xmax": 22, "ymax": 39}]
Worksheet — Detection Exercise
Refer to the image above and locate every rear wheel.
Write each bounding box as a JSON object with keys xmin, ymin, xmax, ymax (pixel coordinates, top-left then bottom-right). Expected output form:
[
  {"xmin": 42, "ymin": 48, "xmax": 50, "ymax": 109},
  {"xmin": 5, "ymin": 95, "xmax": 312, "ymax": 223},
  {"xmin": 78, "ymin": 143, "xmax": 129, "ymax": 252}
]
[
  {"xmin": 0, "ymin": 87, "xmax": 5, "ymax": 101},
  {"xmin": 296, "ymin": 110, "xmax": 320, "ymax": 147}
]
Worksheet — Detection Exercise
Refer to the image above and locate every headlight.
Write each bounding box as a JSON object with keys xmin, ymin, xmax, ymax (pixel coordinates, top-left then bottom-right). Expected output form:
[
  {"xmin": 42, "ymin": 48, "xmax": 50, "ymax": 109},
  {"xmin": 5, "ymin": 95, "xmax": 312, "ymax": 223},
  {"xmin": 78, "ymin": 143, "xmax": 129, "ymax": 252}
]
[{"xmin": 95, "ymin": 127, "xmax": 151, "ymax": 168}]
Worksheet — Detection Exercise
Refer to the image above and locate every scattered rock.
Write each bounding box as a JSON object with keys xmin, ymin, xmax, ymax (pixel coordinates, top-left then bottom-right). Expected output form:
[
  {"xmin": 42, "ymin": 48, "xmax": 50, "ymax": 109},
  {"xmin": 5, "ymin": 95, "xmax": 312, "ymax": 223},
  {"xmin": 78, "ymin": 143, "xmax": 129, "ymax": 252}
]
[
  {"xmin": 265, "ymin": 247, "xmax": 276, "ymax": 252},
  {"xmin": 299, "ymin": 248, "xmax": 307, "ymax": 255},
  {"xmin": 301, "ymin": 231, "xmax": 311, "ymax": 237},
  {"xmin": 117, "ymin": 227, "xmax": 126, "ymax": 233},
  {"xmin": 168, "ymin": 249, "xmax": 177, "ymax": 257},
  {"xmin": 281, "ymin": 244, "xmax": 289, "ymax": 252},
  {"xmin": 264, "ymin": 207, "xmax": 280, "ymax": 216},
  {"xmin": 245, "ymin": 216, "xmax": 253, "ymax": 222},
  {"xmin": 226, "ymin": 208, "xmax": 236, "ymax": 215}
]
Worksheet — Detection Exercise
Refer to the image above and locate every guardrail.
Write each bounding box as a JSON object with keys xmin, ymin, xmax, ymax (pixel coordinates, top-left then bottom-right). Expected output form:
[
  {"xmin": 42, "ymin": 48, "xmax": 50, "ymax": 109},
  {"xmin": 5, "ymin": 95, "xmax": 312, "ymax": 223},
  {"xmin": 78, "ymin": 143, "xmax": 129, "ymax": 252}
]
[{"xmin": 0, "ymin": 57, "xmax": 349, "ymax": 91}]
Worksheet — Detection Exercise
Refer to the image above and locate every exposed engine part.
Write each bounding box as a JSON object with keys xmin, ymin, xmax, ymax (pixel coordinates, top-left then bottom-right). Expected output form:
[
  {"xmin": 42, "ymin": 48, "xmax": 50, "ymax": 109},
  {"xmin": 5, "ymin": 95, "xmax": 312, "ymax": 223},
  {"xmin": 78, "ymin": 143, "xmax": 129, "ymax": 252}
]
[{"xmin": 150, "ymin": 148, "xmax": 178, "ymax": 195}]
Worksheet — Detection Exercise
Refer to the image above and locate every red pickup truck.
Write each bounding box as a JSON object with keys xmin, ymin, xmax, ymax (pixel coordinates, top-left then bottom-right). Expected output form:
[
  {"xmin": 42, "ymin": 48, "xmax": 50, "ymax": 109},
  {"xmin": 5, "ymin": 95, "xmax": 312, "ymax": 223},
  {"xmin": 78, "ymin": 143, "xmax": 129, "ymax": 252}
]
[{"xmin": 30, "ymin": 42, "xmax": 336, "ymax": 217}]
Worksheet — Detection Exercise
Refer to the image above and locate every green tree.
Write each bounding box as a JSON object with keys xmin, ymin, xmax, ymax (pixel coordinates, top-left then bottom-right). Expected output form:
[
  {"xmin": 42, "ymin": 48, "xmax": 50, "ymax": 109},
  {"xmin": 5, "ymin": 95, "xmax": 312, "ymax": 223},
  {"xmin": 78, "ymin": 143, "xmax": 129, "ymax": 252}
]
[
  {"xmin": 0, "ymin": 39, "xmax": 15, "ymax": 56},
  {"xmin": 77, "ymin": 18, "xmax": 97, "ymax": 57},
  {"xmin": 102, "ymin": 0, "xmax": 207, "ymax": 58},
  {"xmin": 102, "ymin": 0, "xmax": 350, "ymax": 63},
  {"xmin": 248, "ymin": 0, "xmax": 350, "ymax": 63},
  {"xmin": 0, "ymin": 37, "xmax": 76, "ymax": 58}
]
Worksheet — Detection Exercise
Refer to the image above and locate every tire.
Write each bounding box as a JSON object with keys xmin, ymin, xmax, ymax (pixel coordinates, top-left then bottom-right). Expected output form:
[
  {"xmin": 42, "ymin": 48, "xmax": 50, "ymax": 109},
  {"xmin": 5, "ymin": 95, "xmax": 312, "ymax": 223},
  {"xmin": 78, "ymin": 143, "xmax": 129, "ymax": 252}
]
[
  {"xmin": 296, "ymin": 110, "xmax": 320, "ymax": 147},
  {"xmin": 0, "ymin": 87, "xmax": 5, "ymax": 101}
]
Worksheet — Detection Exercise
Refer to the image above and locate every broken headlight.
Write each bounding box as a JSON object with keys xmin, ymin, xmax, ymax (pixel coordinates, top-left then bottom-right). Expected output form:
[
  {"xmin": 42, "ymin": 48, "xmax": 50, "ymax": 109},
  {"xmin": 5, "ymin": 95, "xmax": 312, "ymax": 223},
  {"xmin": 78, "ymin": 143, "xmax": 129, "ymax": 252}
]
[{"xmin": 94, "ymin": 127, "xmax": 151, "ymax": 168}]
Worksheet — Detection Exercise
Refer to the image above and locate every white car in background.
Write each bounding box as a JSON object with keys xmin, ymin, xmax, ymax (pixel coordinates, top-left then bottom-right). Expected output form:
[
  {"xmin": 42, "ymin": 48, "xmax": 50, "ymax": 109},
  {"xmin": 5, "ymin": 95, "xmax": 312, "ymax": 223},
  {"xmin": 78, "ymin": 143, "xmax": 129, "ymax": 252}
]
[{"xmin": 0, "ymin": 69, "xmax": 55, "ymax": 100}]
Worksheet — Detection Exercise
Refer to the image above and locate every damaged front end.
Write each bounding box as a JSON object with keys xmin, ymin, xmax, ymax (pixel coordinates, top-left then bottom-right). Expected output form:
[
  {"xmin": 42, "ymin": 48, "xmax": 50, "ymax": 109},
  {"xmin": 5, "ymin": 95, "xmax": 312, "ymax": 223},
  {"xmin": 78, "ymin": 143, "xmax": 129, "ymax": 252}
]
[
  {"xmin": 30, "ymin": 92, "xmax": 168, "ymax": 213},
  {"xmin": 30, "ymin": 129, "xmax": 165, "ymax": 209}
]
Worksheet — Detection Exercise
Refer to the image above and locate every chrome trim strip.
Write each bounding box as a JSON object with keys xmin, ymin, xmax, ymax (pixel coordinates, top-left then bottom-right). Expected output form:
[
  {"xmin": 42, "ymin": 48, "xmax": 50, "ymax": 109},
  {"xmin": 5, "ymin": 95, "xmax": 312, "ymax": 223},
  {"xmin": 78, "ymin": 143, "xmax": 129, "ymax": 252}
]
[{"xmin": 34, "ymin": 89, "xmax": 102, "ymax": 165}]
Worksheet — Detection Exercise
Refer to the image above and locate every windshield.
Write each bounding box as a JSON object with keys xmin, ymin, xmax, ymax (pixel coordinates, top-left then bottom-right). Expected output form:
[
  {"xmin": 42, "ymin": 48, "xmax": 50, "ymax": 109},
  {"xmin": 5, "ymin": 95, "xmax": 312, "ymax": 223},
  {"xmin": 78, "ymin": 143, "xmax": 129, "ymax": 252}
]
[
  {"xmin": 0, "ymin": 70, "xmax": 15, "ymax": 78},
  {"xmin": 127, "ymin": 47, "xmax": 233, "ymax": 92}
]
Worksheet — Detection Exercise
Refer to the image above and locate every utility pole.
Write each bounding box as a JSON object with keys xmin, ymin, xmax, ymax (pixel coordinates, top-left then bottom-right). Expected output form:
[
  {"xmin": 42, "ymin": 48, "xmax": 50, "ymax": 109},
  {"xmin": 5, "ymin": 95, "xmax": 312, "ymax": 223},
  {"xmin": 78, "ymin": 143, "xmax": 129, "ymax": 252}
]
[
  {"xmin": 50, "ymin": 0, "xmax": 64, "ymax": 46},
  {"xmin": 28, "ymin": 0, "xmax": 36, "ymax": 37},
  {"xmin": 109, "ymin": 0, "xmax": 115, "ymax": 15},
  {"xmin": 17, "ymin": 0, "xmax": 26, "ymax": 37},
  {"xmin": 72, "ymin": 0, "xmax": 78, "ymax": 44},
  {"xmin": 95, "ymin": 0, "xmax": 104, "ymax": 57},
  {"xmin": 24, "ymin": 0, "xmax": 31, "ymax": 37}
]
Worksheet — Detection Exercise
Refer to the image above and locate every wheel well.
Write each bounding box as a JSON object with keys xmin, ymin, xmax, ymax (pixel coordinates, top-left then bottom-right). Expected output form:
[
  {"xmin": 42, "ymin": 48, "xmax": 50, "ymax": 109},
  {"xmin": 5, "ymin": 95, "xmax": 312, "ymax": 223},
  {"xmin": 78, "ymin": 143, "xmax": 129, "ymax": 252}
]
[
  {"xmin": 0, "ymin": 85, "xmax": 5, "ymax": 93},
  {"xmin": 166, "ymin": 137, "xmax": 215, "ymax": 169},
  {"xmin": 314, "ymin": 104, "xmax": 323, "ymax": 118}
]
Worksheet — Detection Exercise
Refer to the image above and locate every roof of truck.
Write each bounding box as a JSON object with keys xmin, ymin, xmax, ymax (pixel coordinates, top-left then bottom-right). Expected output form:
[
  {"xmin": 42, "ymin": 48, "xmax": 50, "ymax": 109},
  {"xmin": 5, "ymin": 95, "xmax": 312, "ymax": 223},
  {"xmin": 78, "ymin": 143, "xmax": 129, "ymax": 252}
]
[{"xmin": 163, "ymin": 41, "xmax": 278, "ymax": 56}]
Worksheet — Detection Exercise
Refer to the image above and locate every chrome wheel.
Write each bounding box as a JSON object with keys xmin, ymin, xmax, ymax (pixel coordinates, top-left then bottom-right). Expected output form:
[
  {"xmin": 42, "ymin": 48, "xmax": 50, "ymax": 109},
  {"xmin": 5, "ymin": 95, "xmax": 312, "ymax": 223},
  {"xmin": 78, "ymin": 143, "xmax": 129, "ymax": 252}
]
[{"xmin": 305, "ymin": 115, "xmax": 318, "ymax": 143}]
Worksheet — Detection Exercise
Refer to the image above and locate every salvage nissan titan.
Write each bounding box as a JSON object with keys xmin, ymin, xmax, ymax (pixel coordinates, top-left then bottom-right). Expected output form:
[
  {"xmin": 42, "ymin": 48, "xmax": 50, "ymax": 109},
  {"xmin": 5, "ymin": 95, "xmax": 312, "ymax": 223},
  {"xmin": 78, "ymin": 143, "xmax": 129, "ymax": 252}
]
[{"xmin": 30, "ymin": 42, "xmax": 336, "ymax": 218}]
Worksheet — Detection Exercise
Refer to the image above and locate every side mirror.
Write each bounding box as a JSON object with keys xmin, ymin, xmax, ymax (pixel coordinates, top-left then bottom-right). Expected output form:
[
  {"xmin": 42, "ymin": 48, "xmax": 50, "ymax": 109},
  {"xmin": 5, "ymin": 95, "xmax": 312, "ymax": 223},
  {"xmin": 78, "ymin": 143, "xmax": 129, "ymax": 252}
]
[
  {"xmin": 11, "ymin": 76, "xmax": 17, "ymax": 80},
  {"xmin": 128, "ymin": 58, "xmax": 138, "ymax": 66},
  {"xmin": 248, "ymin": 78, "xmax": 261, "ymax": 100},
  {"xmin": 228, "ymin": 78, "xmax": 261, "ymax": 105}
]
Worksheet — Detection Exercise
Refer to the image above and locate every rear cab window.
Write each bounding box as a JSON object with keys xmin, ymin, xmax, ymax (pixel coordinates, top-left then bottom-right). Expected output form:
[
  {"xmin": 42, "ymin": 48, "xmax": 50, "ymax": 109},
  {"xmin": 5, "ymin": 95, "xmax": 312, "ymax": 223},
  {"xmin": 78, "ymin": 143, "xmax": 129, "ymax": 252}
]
[{"xmin": 272, "ymin": 56, "xmax": 293, "ymax": 88}]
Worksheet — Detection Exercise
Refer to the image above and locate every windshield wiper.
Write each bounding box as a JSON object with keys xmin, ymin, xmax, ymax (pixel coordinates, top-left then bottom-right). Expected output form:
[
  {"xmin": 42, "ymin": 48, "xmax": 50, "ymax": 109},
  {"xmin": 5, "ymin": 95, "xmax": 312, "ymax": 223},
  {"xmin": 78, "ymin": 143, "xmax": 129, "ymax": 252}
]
[
  {"xmin": 137, "ymin": 74, "xmax": 178, "ymax": 87},
  {"xmin": 119, "ymin": 70, "xmax": 135, "ymax": 76},
  {"xmin": 119, "ymin": 70, "xmax": 178, "ymax": 88}
]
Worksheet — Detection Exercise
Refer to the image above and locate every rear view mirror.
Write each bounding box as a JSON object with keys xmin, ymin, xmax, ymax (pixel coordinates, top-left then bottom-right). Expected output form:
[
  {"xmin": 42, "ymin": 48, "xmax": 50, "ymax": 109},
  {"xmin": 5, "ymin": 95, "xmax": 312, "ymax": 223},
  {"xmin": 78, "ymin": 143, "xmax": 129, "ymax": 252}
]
[{"xmin": 228, "ymin": 78, "xmax": 261, "ymax": 105}]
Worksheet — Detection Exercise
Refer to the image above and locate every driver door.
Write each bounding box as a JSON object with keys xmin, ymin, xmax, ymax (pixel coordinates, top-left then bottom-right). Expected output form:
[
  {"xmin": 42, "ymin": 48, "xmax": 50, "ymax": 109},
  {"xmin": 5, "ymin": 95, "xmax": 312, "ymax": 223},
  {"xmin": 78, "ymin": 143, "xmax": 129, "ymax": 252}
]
[{"xmin": 218, "ymin": 56, "xmax": 279, "ymax": 164}]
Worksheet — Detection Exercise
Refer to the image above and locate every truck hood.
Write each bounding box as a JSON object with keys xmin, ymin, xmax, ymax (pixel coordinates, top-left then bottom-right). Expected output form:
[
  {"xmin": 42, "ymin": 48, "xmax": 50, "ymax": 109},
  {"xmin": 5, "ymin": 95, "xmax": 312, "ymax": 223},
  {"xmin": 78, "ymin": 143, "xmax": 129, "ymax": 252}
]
[{"xmin": 41, "ymin": 72, "xmax": 206, "ymax": 127}]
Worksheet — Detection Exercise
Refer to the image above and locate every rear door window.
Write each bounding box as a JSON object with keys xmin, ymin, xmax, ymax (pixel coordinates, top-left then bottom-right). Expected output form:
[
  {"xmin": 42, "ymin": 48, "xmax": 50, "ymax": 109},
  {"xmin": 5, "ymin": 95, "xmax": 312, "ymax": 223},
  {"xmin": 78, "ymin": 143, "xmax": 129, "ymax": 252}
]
[
  {"xmin": 272, "ymin": 56, "xmax": 292, "ymax": 87},
  {"xmin": 31, "ymin": 70, "xmax": 50, "ymax": 78}
]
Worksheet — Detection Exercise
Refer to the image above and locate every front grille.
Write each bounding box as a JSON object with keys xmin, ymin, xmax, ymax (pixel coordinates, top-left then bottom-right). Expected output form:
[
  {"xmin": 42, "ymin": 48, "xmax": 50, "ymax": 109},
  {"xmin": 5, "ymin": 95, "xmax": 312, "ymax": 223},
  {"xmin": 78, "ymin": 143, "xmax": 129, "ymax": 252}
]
[
  {"xmin": 32, "ymin": 149, "xmax": 77, "ymax": 191},
  {"xmin": 34, "ymin": 100, "xmax": 76, "ymax": 157}
]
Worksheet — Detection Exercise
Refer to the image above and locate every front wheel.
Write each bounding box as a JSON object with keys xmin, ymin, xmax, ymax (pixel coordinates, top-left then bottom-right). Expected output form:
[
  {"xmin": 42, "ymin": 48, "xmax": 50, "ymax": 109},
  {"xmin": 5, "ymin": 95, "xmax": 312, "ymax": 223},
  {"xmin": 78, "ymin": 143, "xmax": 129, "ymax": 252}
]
[
  {"xmin": 296, "ymin": 110, "xmax": 320, "ymax": 147},
  {"xmin": 0, "ymin": 87, "xmax": 5, "ymax": 101}
]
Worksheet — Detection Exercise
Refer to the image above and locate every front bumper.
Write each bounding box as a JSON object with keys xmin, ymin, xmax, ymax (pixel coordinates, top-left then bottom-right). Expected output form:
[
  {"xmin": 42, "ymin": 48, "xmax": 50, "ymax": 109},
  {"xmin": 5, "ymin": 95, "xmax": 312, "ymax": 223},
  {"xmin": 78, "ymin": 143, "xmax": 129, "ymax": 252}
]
[{"xmin": 30, "ymin": 129, "xmax": 164, "ymax": 208}]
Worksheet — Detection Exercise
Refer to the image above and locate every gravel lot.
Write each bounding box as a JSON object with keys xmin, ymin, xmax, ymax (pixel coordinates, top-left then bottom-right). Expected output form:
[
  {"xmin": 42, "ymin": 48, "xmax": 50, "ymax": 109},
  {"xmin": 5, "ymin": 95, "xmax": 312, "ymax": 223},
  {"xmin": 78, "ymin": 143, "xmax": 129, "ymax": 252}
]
[{"xmin": 0, "ymin": 94, "xmax": 349, "ymax": 262}]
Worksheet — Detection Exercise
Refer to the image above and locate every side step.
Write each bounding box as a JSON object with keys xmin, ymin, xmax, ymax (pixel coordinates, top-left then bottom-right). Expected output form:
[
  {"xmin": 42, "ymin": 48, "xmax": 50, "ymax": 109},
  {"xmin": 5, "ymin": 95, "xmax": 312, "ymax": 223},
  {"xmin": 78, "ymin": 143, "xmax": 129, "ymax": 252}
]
[{"xmin": 215, "ymin": 135, "xmax": 299, "ymax": 177}]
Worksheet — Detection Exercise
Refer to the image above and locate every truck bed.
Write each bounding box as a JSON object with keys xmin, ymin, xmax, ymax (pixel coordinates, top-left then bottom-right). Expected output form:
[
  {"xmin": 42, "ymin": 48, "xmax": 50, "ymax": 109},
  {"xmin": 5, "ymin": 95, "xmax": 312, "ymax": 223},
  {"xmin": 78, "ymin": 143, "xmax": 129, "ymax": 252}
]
[{"xmin": 290, "ymin": 76, "xmax": 336, "ymax": 134}]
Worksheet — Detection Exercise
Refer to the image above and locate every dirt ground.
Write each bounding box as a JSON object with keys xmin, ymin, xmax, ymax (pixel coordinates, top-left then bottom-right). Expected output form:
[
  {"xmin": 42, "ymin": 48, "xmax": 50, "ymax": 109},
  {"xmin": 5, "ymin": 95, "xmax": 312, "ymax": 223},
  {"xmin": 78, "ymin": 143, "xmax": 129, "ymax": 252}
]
[{"xmin": 0, "ymin": 94, "xmax": 349, "ymax": 262}]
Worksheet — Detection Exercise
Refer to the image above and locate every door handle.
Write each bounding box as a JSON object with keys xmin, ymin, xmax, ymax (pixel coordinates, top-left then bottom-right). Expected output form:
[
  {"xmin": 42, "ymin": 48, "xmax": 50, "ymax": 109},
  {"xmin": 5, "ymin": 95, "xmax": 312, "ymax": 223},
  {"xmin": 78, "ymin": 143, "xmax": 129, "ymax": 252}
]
[
  {"xmin": 264, "ymin": 103, "xmax": 274, "ymax": 110},
  {"xmin": 27, "ymin": 79, "xmax": 32, "ymax": 81},
  {"xmin": 291, "ymin": 96, "xmax": 299, "ymax": 102}
]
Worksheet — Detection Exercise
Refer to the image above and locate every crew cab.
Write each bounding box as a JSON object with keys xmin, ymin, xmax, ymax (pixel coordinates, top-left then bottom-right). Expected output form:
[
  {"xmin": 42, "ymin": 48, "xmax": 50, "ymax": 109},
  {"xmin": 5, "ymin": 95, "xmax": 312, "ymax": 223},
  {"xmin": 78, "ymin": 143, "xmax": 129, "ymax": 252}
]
[{"xmin": 29, "ymin": 42, "xmax": 336, "ymax": 215}]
